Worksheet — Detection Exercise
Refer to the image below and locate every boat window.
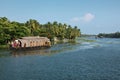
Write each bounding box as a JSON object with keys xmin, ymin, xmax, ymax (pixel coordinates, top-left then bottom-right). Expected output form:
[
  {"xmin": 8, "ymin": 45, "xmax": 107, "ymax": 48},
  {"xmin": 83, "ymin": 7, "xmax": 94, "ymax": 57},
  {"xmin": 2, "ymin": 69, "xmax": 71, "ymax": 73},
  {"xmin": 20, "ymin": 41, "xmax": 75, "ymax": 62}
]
[
  {"xmin": 30, "ymin": 41, "xmax": 32, "ymax": 47},
  {"xmin": 45, "ymin": 42, "xmax": 48, "ymax": 44},
  {"xmin": 24, "ymin": 43, "xmax": 26, "ymax": 47}
]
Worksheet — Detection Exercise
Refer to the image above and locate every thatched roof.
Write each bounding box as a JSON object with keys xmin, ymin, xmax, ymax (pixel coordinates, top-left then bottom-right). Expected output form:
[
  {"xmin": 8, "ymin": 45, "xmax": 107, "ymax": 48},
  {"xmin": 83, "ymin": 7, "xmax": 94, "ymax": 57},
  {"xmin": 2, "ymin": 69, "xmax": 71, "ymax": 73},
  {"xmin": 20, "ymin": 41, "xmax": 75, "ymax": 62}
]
[{"xmin": 20, "ymin": 36, "xmax": 49, "ymax": 41}]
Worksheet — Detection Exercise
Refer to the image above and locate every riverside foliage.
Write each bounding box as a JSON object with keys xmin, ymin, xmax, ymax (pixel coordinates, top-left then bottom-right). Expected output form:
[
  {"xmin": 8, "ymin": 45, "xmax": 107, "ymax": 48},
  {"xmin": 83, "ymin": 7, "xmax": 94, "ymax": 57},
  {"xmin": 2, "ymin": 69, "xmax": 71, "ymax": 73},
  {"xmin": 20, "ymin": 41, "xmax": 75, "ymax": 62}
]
[
  {"xmin": 98, "ymin": 32, "xmax": 120, "ymax": 38},
  {"xmin": 0, "ymin": 17, "xmax": 81, "ymax": 44}
]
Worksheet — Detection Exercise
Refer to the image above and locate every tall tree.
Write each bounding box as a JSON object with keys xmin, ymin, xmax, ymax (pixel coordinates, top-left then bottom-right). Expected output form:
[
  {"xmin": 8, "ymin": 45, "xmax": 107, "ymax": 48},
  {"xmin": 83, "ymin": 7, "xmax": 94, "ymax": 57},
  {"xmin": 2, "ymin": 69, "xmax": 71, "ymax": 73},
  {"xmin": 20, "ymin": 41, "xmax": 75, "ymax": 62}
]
[{"xmin": 25, "ymin": 19, "xmax": 40, "ymax": 35}]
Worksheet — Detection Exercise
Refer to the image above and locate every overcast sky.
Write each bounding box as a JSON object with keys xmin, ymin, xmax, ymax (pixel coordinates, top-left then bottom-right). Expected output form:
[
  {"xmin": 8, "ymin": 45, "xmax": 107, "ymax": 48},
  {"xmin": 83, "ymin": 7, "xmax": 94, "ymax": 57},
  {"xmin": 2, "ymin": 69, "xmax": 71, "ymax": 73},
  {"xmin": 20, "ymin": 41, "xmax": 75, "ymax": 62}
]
[{"xmin": 0, "ymin": 0, "xmax": 120, "ymax": 34}]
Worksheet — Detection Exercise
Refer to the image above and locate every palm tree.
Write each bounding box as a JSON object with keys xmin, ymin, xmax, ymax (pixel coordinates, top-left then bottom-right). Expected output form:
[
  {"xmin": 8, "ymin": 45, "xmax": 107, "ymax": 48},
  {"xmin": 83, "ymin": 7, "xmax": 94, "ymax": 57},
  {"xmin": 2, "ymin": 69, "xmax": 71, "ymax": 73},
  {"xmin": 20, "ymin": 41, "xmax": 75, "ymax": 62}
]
[{"xmin": 25, "ymin": 19, "xmax": 40, "ymax": 35}]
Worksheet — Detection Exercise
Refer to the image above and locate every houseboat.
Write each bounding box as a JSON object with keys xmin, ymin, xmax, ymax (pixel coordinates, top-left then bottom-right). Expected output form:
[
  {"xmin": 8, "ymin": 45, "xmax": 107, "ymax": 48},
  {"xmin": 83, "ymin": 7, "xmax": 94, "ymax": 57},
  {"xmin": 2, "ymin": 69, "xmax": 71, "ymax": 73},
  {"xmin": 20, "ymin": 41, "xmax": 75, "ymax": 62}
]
[{"xmin": 10, "ymin": 36, "xmax": 51, "ymax": 50}]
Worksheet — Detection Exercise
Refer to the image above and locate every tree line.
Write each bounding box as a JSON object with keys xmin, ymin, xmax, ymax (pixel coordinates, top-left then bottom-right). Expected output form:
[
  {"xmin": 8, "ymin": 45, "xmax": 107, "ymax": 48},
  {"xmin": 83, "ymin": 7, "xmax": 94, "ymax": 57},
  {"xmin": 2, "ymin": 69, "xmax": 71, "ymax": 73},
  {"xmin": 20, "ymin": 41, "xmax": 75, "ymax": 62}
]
[
  {"xmin": 97, "ymin": 32, "xmax": 120, "ymax": 38},
  {"xmin": 0, "ymin": 17, "xmax": 81, "ymax": 45}
]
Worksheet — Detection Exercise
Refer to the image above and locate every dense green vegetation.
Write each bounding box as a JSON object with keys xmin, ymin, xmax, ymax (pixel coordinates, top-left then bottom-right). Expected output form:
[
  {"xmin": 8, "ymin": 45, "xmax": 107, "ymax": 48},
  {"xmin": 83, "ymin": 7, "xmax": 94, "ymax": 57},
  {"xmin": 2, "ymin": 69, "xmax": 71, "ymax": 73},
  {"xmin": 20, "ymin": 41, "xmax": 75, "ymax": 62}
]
[
  {"xmin": 98, "ymin": 32, "xmax": 120, "ymax": 38},
  {"xmin": 0, "ymin": 17, "xmax": 81, "ymax": 45}
]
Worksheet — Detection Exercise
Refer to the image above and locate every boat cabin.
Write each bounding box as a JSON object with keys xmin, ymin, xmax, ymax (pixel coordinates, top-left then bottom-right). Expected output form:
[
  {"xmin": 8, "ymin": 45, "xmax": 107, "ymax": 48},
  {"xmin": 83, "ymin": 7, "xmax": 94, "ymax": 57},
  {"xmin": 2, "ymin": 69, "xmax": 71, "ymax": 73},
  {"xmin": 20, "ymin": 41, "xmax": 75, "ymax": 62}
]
[{"xmin": 10, "ymin": 36, "xmax": 51, "ymax": 50}]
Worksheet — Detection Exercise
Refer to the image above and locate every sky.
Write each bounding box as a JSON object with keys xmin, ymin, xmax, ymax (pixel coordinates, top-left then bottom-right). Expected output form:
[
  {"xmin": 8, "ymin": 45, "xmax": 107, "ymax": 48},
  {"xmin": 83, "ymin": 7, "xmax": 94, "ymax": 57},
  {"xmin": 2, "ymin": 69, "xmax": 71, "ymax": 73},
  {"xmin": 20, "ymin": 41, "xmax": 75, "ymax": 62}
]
[{"xmin": 0, "ymin": 0, "xmax": 120, "ymax": 34}]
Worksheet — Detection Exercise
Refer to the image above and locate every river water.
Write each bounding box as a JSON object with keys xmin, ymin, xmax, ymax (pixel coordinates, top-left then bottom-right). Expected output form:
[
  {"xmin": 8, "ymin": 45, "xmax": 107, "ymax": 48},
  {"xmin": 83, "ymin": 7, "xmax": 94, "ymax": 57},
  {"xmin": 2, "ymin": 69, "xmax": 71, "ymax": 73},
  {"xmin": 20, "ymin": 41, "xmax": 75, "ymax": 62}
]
[{"xmin": 0, "ymin": 37, "xmax": 120, "ymax": 80}]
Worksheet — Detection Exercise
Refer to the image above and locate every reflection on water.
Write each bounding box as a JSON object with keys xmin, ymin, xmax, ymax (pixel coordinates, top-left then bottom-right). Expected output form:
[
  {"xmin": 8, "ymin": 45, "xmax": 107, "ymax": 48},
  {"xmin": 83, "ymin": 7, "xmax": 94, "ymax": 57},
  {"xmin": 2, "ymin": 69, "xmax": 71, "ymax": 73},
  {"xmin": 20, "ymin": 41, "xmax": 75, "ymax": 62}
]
[
  {"xmin": 0, "ymin": 50, "xmax": 11, "ymax": 57},
  {"xmin": 11, "ymin": 49, "xmax": 51, "ymax": 57}
]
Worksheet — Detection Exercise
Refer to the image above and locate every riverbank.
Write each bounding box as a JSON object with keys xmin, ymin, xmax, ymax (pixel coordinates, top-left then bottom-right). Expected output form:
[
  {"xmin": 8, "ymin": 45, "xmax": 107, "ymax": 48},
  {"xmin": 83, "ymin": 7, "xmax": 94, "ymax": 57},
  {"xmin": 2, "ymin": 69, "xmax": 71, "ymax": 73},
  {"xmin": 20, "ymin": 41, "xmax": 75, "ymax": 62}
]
[{"xmin": 0, "ymin": 45, "xmax": 9, "ymax": 49}]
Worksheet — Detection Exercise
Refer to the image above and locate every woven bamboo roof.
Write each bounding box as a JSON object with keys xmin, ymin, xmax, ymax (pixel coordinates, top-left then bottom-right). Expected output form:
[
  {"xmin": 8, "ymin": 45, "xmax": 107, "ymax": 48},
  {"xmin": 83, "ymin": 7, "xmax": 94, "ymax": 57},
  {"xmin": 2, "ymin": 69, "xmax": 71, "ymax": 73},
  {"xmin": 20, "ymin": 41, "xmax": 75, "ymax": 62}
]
[{"xmin": 20, "ymin": 36, "xmax": 49, "ymax": 40}]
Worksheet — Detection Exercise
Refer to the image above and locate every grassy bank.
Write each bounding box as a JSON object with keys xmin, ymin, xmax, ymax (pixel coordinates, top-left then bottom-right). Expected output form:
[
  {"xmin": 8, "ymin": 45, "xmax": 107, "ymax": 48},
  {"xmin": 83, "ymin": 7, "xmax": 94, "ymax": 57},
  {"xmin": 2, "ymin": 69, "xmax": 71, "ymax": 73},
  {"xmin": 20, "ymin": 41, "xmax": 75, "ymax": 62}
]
[{"xmin": 0, "ymin": 44, "xmax": 9, "ymax": 49}]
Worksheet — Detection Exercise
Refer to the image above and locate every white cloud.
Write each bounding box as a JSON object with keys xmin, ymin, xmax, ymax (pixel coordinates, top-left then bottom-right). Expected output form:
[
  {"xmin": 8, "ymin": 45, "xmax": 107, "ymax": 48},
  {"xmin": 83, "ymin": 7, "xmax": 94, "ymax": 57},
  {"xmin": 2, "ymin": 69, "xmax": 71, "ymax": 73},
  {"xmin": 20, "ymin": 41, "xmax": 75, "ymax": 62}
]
[
  {"xmin": 81, "ymin": 13, "xmax": 95, "ymax": 22},
  {"xmin": 70, "ymin": 13, "xmax": 95, "ymax": 23}
]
